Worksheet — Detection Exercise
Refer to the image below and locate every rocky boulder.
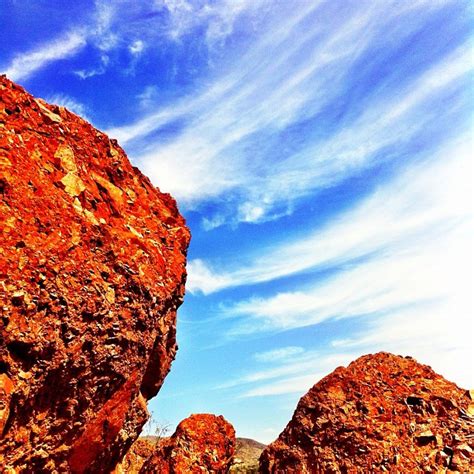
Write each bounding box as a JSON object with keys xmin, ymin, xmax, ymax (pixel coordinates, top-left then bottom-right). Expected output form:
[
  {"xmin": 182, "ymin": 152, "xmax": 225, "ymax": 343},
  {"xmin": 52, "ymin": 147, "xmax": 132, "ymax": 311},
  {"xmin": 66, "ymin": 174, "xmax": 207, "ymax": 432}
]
[
  {"xmin": 259, "ymin": 352, "xmax": 473, "ymax": 473},
  {"xmin": 140, "ymin": 414, "xmax": 236, "ymax": 473},
  {"xmin": 0, "ymin": 76, "xmax": 190, "ymax": 472}
]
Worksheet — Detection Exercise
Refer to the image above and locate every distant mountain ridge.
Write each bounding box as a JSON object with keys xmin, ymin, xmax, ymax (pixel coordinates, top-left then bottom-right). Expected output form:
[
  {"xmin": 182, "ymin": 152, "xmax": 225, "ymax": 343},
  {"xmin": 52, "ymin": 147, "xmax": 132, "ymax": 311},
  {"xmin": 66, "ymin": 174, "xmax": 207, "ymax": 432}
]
[{"xmin": 231, "ymin": 437, "xmax": 267, "ymax": 473}]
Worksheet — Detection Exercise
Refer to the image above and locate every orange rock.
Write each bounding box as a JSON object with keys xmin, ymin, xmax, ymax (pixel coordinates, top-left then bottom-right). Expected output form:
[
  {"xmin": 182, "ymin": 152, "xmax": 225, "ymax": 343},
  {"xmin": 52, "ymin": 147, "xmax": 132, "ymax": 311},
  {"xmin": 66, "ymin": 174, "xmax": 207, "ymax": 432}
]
[
  {"xmin": 0, "ymin": 374, "xmax": 14, "ymax": 436},
  {"xmin": 114, "ymin": 437, "xmax": 156, "ymax": 474},
  {"xmin": 0, "ymin": 76, "xmax": 190, "ymax": 472},
  {"xmin": 113, "ymin": 437, "xmax": 156, "ymax": 474},
  {"xmin": 140, "ymin": 414, "xmax": 236, "ymax": 473},
  {"xmin": 259, "ymin": 352, "xmax": 473, "ymax": 473}
]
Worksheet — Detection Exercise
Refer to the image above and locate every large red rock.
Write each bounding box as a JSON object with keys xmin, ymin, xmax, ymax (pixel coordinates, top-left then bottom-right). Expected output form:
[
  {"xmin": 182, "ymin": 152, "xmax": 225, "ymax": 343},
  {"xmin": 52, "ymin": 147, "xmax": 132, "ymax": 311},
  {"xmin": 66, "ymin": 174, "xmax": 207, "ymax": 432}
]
[
  {"xmin": 140, "ymin": 414, "xmax": 236, "ymax": 473},
  {"xmin": 259, "ymin": 352, "xmax": 474, "ymax": 473},
  {"xmin": 0, "ymin": 76, "xmax": 190, "ymax": 472}
]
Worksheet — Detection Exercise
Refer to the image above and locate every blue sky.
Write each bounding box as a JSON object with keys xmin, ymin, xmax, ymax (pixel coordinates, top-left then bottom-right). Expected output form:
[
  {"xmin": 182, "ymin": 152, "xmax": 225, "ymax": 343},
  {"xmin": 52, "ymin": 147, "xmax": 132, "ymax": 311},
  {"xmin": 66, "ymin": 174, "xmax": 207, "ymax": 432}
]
[{"xmin": 2, "ymin": 0, "xmax": 472, "ymax": 443}]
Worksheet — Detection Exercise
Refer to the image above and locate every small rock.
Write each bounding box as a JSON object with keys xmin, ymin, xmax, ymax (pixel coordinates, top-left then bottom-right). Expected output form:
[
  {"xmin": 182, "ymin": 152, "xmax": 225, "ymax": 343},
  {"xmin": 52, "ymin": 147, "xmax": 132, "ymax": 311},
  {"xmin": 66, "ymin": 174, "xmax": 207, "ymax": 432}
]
[{"xmin": 140, "ymin": 414, "xmax": 236, "ymax": 474}]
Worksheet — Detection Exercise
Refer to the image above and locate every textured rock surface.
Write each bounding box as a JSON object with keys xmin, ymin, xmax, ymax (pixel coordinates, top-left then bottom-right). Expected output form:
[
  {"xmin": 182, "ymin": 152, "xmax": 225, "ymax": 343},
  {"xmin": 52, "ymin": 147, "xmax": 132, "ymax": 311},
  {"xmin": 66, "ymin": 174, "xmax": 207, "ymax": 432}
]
[
  {"xmin": 0, "ymin": 76, "xmax": 190, "ymax": 472},
  {"xmin": 113, "ymin": 438, "xmax": 156, "ymax": 474},
  {"xmin": 140, "ymin": 414, "xmax": 236, "ymax": 473},
  {"xmin": 259, "ymin": 352, "xmax": 474, "ymax": 473}
]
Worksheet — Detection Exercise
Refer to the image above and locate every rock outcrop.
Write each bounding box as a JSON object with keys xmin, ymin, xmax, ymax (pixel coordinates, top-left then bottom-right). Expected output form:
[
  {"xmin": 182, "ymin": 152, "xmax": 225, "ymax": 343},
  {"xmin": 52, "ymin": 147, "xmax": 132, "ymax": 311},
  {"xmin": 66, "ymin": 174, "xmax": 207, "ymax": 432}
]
[
  {"xmin": 140, "ymin": 414, "xmax": 236, "ymax": 473},
  {"xmin": 259, "ymin": 352, "xmax": 474, "ymax": 473},
  {"xmin": 0, "ymin": 76, "xmax": 190, "ymax": 472}
]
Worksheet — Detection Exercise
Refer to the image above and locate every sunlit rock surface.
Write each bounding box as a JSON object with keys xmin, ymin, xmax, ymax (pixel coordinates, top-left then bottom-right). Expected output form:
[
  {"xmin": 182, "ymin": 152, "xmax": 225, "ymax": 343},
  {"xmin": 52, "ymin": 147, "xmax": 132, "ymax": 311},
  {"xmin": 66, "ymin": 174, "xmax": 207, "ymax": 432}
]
[
  {"xmin": 114, "ymin": 438, "xmax": 156, "ymax": 474},
  {"xmin": 259, "ymin": 352, "xmax": 474, "ymax": 473},
  {"xmin": 140, "ymin": 414, "xmax": 236, "ymax": 473},
  {"xmin": 0, "ymin": 76, "xmax": 190, "ymax": 473}
]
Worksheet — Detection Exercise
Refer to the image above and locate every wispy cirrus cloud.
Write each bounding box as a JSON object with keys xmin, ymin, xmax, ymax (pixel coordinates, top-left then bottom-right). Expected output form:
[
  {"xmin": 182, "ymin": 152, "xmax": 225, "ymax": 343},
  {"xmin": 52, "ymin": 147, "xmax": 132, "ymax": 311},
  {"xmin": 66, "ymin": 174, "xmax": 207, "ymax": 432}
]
[
  {"xmin": 219, "ymin": 349, "xmax": 345, "ymax": 391},
  {"xmin": 235, "ymin": 303, "xmax": 474, "ymax": 397},
  {"xmin": 1, "ymin": 1, "xmax": 141, "ymax": 83},
  {"xmin": 93, "ymin": 0, "xmax": 119, "ymax": 52},
  {"xmin": 187, "ymin": 134, "xmax": 472, "ymax": 294},
  {"xmin": 155, "ymin": 0, "xmax": 272, "ymax": 45},
  {"xmin": 129, "ymin": 40, "xmax": 145, "ymax": 56},
  {"xmin": 253, "ymin": 346, "xmax": 304, "ymax": 363},
  {"xmin": 2, "ymin": 31, "xmax": 86, "ymax": 82},
  {"xmin": 225, "ymin": 223, "xmax": 471, "ymax": 334},
  {"xmin": 228, "ymin": 288, "xmax": 473, "ymax": 398},
  {"xmin": 106, "ymin": 1, "xmax": 471, "ymax": 231},
  {"xmin": 208, "ymin": 135, "xmax": 473, "ymax": 397},
  {"xmin": 74, "ymin": 66, "xmax": 106, "ymax": 80},
  {"xmin": 222, "ymin": 292, "xmax": 473, "ymax": 398},
  {"xmin": 0, "ymin": 1, "xmax": 115, "ymax": 83},
  {"xmin": 70, "ymin": 0, "xmax": 269, "ymax": 81}
]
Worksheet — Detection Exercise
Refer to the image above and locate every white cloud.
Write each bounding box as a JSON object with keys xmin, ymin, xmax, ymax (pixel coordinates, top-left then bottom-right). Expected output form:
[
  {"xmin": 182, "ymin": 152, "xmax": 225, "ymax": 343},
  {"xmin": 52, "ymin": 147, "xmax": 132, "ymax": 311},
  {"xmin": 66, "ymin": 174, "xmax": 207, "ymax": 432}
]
[
  {"xmin": 201, "ymin": 214, "xmax": 226, "ymax": 231},
  {"xmin": 218, "ymin": 350, "xmax": 328, "ymax": 390},
  {"xmin": 235, "ymin": 292, "xmax": 473, "ymax": 397},
  {"xmin": 186, "ymin": 259, "xmax": 233, "ymax": 295},
  {"xmin": 240, "ymin": 320, "xmax": 473, "ymax": 396},
  {"xmin": 227, "ymin": 352, "xmax": 354, "ymax": 396},
  {"xmin": 257, "ymin": 42, "xmax": 473, "ymax": 200},
  {"xmin": 242, "ymin": 373, "xmax": 325, "ymax": 397},
  {"xmin": 226, "ymin": 224, "xmax": 472, "ymax": 334},
  {"xmin": 107, "ymin": 2, "xmax": 471, "ymax": 226},
  {"xmin": 129, "ymin": 39, "xmax": 145, "ymax": 55},
  {"xmin": 136, "ymin": 85, "xmax": 159, "ymax": 109},
  {"xmin": 187, "ymin": 134, "xmax": 472, "ymax": 295},
  {"xmin": 132, "ymin": 4, "xmax": 382, "ymax": 203},
  {"xmin": 223, "ymin": 285, "xmax": 473, "ymax": 397},
  {"xmin": 92, "ymin": 0, "xmax": 119, "ymax": 52},
  {"xmin": 2, "ymin": 31, "xmax": 86, "ymax": 81},
  {"xmin": 253, "ymin": 346, "xmax": 304, "ymax": 363},
  {"xmin": 73, "ymin": 52, "xmax": 110, "ymax": 80},
  {"xmin": 1, "ymin": 2, "xmax": 137, "ymax": 84},
  {"xmin": 155, "ymin": 0, "xmax": 270, "ymax": 45},
  {"xmin": 74, "ymin": 67, "xmax": 105, "ymax": 79},
  {"xmin": 208, "ymin": 136, "xmax": 473, "ymax": 396},
  {"xmin": 1, "ymin": 2, "xmax": 119, "ymax": 83},
  {"xmin": 238, "ymin": 203, "xmax": 265, "ymax": 224},
  {"xmin": 154, "ymin": 0, "xmax": 194, "ymax": 41}
]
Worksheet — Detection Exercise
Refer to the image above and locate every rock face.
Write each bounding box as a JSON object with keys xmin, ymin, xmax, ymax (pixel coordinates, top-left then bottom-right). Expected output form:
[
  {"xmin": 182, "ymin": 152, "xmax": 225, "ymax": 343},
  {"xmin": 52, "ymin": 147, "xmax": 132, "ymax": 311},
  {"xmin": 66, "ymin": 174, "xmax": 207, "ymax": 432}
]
[
  {"xmin": 0, "ymin": 76, "xmax": 190, "ymax": 472},
  {"xmin": 259, "ymin": 352, "xmax": 474, "ymax": 473},
  {"xmin": 113, "ymin": 438, "xmax": 156, "ymax": 474},
  {"xmin": 140, "ymin": 414, "xmax": 236, "ymax": 473}
]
